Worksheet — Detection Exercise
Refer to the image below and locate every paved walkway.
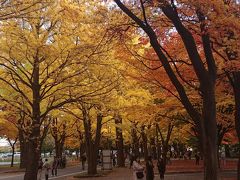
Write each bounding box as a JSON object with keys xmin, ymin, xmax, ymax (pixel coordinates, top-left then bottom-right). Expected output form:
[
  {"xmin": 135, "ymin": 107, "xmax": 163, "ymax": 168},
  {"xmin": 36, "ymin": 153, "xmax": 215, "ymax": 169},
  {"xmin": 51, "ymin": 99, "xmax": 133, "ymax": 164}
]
[
  {"xmin": 0, "ymin": 165, "xmax": 84, "ymax": 180},
  {"xmin": 65, "ymin": 159, "xmax": 238, "ymax": 180},
  {"xmin": 66, "ymin": 167, "xmax": 237, "ymax": 180},
  {"xmin": 161, "ymin": 159, "xmax": 237, "ymax": 173},
  {"xmin": 0, "ymin": 159, "xmax": 237, "ymax": 180}
]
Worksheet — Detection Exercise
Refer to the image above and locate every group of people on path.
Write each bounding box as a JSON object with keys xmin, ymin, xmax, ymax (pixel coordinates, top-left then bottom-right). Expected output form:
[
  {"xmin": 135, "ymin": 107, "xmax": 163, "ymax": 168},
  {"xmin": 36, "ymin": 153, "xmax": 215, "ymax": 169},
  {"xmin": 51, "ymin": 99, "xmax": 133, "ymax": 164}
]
[
  {"xmin": 131, "ymin": 156, "xmax": 166, "ymax": 180},
  {"xmin": 38, "ymin": 156, "xmax": 61, "ymax": 180}
]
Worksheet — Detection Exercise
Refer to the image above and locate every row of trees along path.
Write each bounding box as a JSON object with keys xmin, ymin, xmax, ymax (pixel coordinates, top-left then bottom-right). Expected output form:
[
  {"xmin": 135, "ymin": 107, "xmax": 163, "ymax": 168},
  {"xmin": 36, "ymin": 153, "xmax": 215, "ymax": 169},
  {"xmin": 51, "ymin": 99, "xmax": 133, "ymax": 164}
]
[{"xmin": 0, "ymin": 1, "xmax": 239, "ymax": 180}]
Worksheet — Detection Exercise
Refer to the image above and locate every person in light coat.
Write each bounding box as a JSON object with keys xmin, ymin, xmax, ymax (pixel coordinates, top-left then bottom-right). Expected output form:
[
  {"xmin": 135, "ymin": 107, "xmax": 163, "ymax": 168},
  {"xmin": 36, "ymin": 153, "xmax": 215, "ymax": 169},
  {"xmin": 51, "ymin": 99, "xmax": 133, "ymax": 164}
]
[{"xmin": 132, "ymin": 156, "xmax": 144, "ymax": 180}]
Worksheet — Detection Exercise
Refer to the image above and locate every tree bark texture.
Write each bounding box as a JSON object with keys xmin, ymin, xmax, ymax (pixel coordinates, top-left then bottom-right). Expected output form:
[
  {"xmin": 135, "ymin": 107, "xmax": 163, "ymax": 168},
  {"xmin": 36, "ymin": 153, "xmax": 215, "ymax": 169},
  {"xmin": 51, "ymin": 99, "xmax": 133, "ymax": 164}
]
[
  {"xmin": 131, "ymin": 124, "xmax": 140, "ymax": 157},
  {"xmin": 233, "ymin": 72, "xmax": 240, "ymax": 180},
  {"xmin": 141, "ymin": 126, "xmax": 148, "ymax": 162},
  {"xmin": 11, "ymin": 145, "xmax": 15, "ymax": 167},
  {"xmin": 82, "ymin": 105, "xmax": 102, "ymax": 175},
  {"xmin": 24, "ymin": 54, "xmax": 41, "ymax": 180},
  {"xmin": 51, "ymin": 119, "xmax": 66, "ymax": 159},
  {"xmin": 19, "ymin": 129, "xmax": 28, "ymax": 169},
  {"xmin": 115, "ymin": 115, "xmax": 125, "ymax": 167},
  {"xmin": 8, "ymin": 138, "xmax": 17, "ymax": 168}
]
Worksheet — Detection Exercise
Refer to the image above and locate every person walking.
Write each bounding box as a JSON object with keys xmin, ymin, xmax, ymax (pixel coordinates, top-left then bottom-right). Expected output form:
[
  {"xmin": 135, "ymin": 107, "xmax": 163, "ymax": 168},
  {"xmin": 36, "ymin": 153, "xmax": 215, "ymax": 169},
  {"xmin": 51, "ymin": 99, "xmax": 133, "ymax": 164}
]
[
  {"xmin": 145, "ymin": 156, "xmax": 154, "ymax": 180},
  {"xmin": 195, "ymin": 152, "xmax": 200, "ymax": 165},
  {"xmin": 43, "ymin": 159, "xmax": 51, "ymax": 180},
  {"xmin": 62, "ymin": 155, "xmax": 66, "ymax": 168},
  {"xmin": 129, "ymin": 153, "xmax": 134, "ymax": 169},
  {"xmin": 166, "ymin": 151, "xmax": 171, "ymax": 165},
  {"xmin": 80, "ymin": 153, "xmax": 87, "ymax": 170},
  {"xmin": 157, "ymin": 158, "xmax": 166, "ymax": 180},
  {"xmin": 52, "ymin": 156, "xmax": 59, "ymax": 176},
  {"xmin": 188, "ymin": 150, "xmax": 192, "ymax": 160},
  {"xmin": 132, "ymin": 156, "xmax": 144, "ymax": 180},
  {"xmin": 37, "ymin": 158, "xmax": 43, "ymax": 180},
  {"xmin": 112, "ymin": 154, "xmax": 116, "ymax": 167},
  {"xmin": 221, "ymin": 151, "xmax": 226, "ymax": 167}
]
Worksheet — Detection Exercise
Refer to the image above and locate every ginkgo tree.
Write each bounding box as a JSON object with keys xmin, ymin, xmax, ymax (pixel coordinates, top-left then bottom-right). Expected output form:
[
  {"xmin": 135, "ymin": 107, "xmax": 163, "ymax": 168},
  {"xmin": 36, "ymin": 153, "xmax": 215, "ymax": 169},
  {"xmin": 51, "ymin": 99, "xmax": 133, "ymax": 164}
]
[
  {"xmin": 0, "ymin": 0, "xmax": 48, "ymax": 21},
  {"xmin": 111, "ymin": 78, "xmax": 153, "ymax": 163},
  {"xmin": 109, "ymin": 44, "xmax": 193, "ymax": 163},
  {"xmin": 0, "ymin": 0, "xmax": 118, "ymax": 179},
  {"xmin": 0, "ymin": 1, "xmax": 238, "ymax": 180},
  {"xmin": 61, "ymin": 65, "xmax": 120, "ymax": 175},
  {"xmin": 63, "ymin": 99, "xmax": 114, "ymax": 175},
  {"xmin": 49, "ymin": 112, "xmax": 76, "ymax": 160},
  {"xmin": 0, "ymin": 99, "xmax": 29, "ymax": 168},
  {"xmin": 0, "ymin": 106, "xmax": 19, "ymax": 167}
]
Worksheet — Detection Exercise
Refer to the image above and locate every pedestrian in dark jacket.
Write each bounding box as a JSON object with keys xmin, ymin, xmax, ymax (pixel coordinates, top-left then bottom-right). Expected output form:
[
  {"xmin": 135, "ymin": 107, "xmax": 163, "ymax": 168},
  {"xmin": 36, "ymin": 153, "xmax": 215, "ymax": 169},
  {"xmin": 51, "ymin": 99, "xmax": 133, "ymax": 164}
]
[
  {"xmin": 37, "ymin": 158, "xmax": 43, "ymax": 180},
  {"xmin": 43, "ymin": 159, "xmax": 51, "ymax": 180},
  {"xmin": 146, "ymin": 156, "xmax": 154, "ymax": 180},
  {"xmin": 52, "ymin": 156, "xmax": 59, "ymax": 176},
  {"xmin": 195, "ymin": 152, "xmax": 200, "ymax": 165},
  {"xmin": 81, "ymin": 154, "xmax": 87, "ymax": 170},
  {"xmin": 129, "ymin": 153, "xmax": 134, "ymax": 168},
  {"xmin": 157, "ymin": 158, "xmax": 166, "ymax": 180}
]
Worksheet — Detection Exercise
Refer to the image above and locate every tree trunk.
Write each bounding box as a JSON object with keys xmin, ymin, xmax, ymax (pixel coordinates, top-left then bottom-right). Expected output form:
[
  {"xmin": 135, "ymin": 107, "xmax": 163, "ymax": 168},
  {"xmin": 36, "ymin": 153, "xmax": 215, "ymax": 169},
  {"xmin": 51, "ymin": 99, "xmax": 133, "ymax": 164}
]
[
  {"xmin": 24, "ymin": 136, "xmax": 41, "ymax": 180},
  {"xmin": 162, "ymin": 143, "xmax": 168, "ymax": 169},
  {"xmin": 19, "ymin": 130, "xmax": 28, "ymax": 169},
  {"xmin": 51, "ymin": 118, "xmax": 66, "ymax": 159},
  {"xmin": 157, "ymin": 143, "xmax": 161, "ymax": 159},
  {"xmin": 233, "ymin": 72, "xmax": 240, "ymax": 180},
  {"xmin": 55, "ymin": 141, "xmax": 63, "ymax": 158},
  {"xmin": 80, "ymin": 142, "xmax": 86, "ymax": 155},
  {"xmin": 24, "ymin": 53, "xmax": 41, "ymax": 180},
  {"xmin": 55, "ymin": 142, "xmax": 60, "ymax": 158},
  {"xmin": 131, "ymin": 125, "xmax": 140, "ymax": 157},
  {"xmin": 217, "ymin": 145, "xmax": 220, "ymax": 169},
  {"xmin": 82, "ymin": 105, "xmax": 102, "ymax": 175},
  {"xmin": 156, "ymin": 125, "xmax": 161, "ymax": 159},
  {"xmin": 150, "ymin": 138, "xmax": 157, "ymax": 159},
  {"xmin": 238, "ymin": 158, "xmax": 240, "ymax": 180},
  {"xmin": 202, "ymin": 85, "xmax": 218, "ymax": 180},
  {"xmin": 7, "ymin": 138, "xmax": 18, "ymax": 168},
  {"xmin": 10, "ymin": 145, "xmax": 15, "ymax": 167},
  {"xmin": 115, "ymin": 115, "xmax": 125, "ymax": 167},
  {"xmin": 85, "ymin": 115, "xmax": 102, "ymax": 175},
  {"xmin": 141, "ymin": 127, "xmax": 148, "ymax": 161},
  {"xmin": 156, "ymin": 122, "xmax": 174, "ymax": 173},
  {"xmin": 86, "ymin": 143, "xmax": 98, "ymax": 175},
  {"xmin": 76, "ymin": 149, "xmax": 79, "ymax": 160}
]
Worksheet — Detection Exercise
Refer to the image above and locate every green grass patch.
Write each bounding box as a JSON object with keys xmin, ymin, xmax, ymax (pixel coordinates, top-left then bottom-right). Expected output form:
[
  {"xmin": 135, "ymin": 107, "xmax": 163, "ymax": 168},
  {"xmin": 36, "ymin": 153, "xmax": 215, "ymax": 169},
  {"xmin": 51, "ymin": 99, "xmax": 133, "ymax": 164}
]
[
  {"xmin": 73, "ymin": 170, "xmax": 112, "ymax": 178},
  {"xmin": 0, "ymin": 157, "xmax": 20, "ymax": 163},
  {"xmin": 0, "ymin": 164, "xmax": 19, "ymax": 169}
]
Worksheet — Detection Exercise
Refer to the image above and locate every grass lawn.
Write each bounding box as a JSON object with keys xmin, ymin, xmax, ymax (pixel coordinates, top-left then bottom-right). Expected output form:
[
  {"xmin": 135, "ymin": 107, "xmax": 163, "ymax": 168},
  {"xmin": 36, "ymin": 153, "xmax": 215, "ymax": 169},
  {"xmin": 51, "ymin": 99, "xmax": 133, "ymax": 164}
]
[{"xmin": 73, "ymin": 170, "xmax": 112, "ymax": 178}]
